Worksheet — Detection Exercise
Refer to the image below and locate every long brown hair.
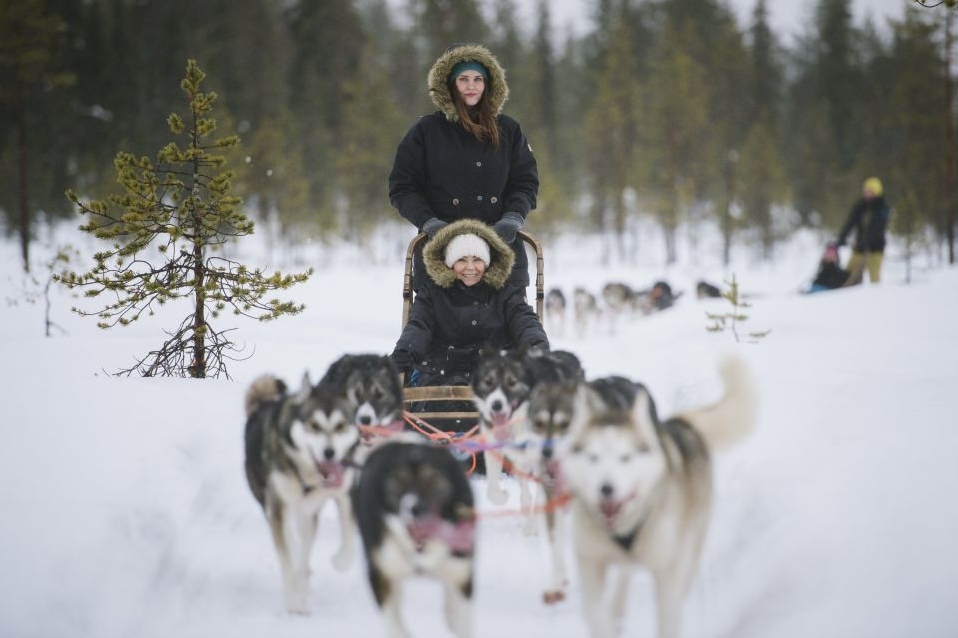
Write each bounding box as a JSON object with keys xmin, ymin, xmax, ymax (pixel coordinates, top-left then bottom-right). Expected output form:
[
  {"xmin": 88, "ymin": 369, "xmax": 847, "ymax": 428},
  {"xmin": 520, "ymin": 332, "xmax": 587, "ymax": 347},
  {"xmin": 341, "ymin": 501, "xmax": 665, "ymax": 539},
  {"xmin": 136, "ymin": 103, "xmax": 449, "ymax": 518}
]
[{"xmin": 450, "ymin": 85, "xmax": 501, "ymax": 148}]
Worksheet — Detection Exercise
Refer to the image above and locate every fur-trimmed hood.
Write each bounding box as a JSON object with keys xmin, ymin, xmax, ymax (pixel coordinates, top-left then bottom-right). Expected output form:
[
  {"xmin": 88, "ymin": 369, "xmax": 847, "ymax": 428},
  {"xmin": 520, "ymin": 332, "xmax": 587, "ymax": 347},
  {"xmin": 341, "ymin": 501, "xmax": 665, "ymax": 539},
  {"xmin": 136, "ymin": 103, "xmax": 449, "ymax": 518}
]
[
  {"xmin": 422, "ymin": 219, "xmax": 515, "ymax": 290},
  {"xmin": 427, "ymin": 44, "xmax": 509, "ymax": 122}
]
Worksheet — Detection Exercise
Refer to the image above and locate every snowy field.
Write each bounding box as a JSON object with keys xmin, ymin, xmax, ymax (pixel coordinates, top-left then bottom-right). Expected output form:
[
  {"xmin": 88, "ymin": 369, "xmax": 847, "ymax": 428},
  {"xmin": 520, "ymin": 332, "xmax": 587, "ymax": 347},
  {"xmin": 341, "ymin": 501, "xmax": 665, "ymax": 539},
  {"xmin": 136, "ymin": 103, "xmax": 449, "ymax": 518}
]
[{"xmin": 1, "ymin": 221, "xmax": 956, "ymax": 638}]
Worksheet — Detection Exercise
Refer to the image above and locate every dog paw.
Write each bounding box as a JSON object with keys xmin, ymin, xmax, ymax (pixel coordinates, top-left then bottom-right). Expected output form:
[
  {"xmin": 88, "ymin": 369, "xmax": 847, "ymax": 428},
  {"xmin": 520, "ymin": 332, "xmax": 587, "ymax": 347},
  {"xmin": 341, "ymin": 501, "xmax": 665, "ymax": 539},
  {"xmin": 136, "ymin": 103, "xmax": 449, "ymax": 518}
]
[
  {"xmin": 542, "ymin": 589, "xmax": 566, "ymax": 605},
  {"xmin": 487, "ymin": 487, "xmax": 509, "ymax": 506}
]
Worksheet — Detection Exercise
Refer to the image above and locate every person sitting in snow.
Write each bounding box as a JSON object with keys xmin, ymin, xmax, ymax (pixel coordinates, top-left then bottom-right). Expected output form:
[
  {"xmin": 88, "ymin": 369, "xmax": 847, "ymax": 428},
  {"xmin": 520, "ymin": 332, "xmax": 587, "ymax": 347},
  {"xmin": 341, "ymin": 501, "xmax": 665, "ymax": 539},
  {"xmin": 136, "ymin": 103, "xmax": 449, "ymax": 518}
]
[
  {"xmin": 390, "ymin": 218, "xmax": 548, "ymax": 388},
  {"xmin": 806, "ymin": 242, "xmax": 851, "ymax": 293}
]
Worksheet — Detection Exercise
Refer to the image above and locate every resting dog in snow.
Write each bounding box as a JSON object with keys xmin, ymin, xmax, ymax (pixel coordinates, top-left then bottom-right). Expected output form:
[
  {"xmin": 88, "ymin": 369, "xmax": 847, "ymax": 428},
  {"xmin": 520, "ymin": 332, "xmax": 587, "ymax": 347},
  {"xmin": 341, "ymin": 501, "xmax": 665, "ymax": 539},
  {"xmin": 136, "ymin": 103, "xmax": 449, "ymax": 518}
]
[
  {"xmin": 352, "ymin": 438, "xmax": 476, "ymax": 638},
  {"xmin": 243, "ymin": 370, "xmax": 362, "ymax": 614},
  {"xmin": 560, "ymin": 358, "xmax": 756, "ymax": 638}
]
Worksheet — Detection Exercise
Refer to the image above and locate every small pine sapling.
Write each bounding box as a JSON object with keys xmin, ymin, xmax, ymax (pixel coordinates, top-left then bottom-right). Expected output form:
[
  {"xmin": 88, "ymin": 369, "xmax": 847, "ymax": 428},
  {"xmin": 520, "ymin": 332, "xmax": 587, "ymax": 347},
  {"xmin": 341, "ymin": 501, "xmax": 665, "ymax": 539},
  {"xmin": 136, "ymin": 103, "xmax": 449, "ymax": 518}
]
[
  {"xmin": 705, "ymin": 274, "xmax": 770, "ymax": 343},
  {"xmin": 56, "ymin": 59, "xmax": 311, "ymax": 378}
]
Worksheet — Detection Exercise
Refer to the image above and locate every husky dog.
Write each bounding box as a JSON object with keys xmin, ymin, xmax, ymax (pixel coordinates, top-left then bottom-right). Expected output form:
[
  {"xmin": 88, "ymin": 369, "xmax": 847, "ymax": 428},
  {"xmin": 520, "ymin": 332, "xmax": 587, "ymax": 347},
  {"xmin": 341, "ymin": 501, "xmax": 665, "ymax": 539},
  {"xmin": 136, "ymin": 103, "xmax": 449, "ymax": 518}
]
[
  {"xmin": 561, "ymin": 358, "xmax": 756, "ymax": 638},
  {"xmin": 696, "ymin": 279, "xmax": 722, "ymax": 300},
  {"xmin": 244, "ymin": 371, "xmax": 362, "ymax": 614},
  {"xmin": 353, "ymin": 438, "xmax": 476, "ymax": 638},
  {"xmin": 545, "ymin": 287, "xmax": 567, "ymax": 336},
  {"xmin": 573, "ymin": 287, "xmax": 600, "ymax": 337},
  {"xmin": 601, "ymin": 282, "xmax": 639, "ymax": 332},
  {"xmin": 521, "ymin": 375, "xmax": 637, "ymax": 605},
  {"xmin": 471, "ymin": 348, "xmax": 583, "ymax": 508},
  {"xmin": 320, "ymin": 353, "xmax": 404, "ymax": 445}
]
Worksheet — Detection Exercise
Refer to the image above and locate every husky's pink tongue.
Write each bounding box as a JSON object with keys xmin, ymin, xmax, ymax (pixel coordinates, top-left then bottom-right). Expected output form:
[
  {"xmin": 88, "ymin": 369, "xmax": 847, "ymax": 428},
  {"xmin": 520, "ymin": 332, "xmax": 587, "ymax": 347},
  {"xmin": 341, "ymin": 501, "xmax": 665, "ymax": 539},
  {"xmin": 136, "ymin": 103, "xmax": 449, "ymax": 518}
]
[
  {"xmin": 545, "ymin": 460, "xmax": 564, "ymax": 491},
  {"xmin": 407, "ymin": 515, "xmax": 476, "ymax": 553},
  {"xmin": 491, "ymin": 413, "xmax": 511, "ymax": 441},
  {"xmin": 317, "ymin": 461, "xmax": 344, "ymax": 487},
  {"xmin": 599, "ymin": 498, "xmax": 621, "ymax": 523}
]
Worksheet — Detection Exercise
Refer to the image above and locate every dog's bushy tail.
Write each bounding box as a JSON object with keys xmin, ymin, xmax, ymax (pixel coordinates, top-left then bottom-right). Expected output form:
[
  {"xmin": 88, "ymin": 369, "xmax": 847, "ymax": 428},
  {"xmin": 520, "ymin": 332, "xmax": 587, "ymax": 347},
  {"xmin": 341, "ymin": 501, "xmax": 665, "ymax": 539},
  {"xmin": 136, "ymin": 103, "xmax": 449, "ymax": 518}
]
[
  {"xmin": 678, "ymin": 357, "xmax": 757, "ymax": 453},
  {"xmin": 244, "ymin": 374, "xmax": 287, "ymax": 418}
]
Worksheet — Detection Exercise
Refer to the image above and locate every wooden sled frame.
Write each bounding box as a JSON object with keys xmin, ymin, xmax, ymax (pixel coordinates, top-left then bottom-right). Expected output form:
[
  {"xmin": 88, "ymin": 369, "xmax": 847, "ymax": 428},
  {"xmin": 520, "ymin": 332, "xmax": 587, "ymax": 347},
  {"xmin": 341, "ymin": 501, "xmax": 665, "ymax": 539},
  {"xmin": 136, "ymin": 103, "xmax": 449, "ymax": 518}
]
[{"xmin": 400, "ymin": 230, "xmax": 544, "ymax": 423}]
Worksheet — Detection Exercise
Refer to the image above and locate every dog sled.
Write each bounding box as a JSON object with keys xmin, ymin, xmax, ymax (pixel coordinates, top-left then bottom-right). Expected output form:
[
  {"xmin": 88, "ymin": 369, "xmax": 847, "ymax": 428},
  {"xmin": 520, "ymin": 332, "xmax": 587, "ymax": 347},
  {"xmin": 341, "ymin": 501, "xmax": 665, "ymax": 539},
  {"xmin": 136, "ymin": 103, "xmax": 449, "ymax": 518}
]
[{"xmin": 400, "ymin": 230, "xmax": 544, "ymax": 429}]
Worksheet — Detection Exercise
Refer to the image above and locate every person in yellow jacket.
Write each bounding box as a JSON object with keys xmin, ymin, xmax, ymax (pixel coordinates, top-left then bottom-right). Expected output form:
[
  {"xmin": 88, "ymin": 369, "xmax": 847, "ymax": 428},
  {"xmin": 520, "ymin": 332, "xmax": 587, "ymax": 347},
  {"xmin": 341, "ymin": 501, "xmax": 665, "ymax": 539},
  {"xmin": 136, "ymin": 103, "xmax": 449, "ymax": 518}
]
[{"xmin": 836, "ymin": 176, "xmax": 891, "ymax": 285}]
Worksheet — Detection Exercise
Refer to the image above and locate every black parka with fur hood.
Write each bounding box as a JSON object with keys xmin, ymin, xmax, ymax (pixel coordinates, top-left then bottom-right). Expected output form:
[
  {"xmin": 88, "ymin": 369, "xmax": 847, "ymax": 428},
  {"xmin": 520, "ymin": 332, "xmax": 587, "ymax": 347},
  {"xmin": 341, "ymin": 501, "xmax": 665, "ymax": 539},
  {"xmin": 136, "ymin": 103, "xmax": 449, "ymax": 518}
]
[
  {"xmin": 391, "ymin": 220, "xmax": 548, "ymax": 385},
  {"xmin": 388, "ymin": 44, "xmax": 538, "ymax": 287}
]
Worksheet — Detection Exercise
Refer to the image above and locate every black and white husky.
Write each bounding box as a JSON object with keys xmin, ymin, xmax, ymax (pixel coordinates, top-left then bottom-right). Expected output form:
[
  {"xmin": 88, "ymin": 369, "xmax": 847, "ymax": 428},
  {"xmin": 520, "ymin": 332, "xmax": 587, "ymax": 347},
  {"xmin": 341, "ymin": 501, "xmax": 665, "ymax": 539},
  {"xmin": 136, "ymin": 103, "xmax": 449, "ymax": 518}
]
[
  {"xmin": 561, "ymin": 358, "xmax": 756, "ymax": 638},
  {"xmin": 243, "ymin": 371, "xmax": 362, "ymax": 614},
  {"xmin": 470, "ymin": 348, "xmax": 583, "ymax": 507},
  {"xmin": 521, "ymin": 375, "xmax": 637, "ymax": 604},
  {"xmin": 320, "ymin": 353, "xmax": 405, "ymax": 450},
  {"xmin": 545, "ymin": 287, "xmax": 567, "ymax": 336},
  {"xmin": 352, "ymin": 438, "xmax": 476, "ymax": 638}
]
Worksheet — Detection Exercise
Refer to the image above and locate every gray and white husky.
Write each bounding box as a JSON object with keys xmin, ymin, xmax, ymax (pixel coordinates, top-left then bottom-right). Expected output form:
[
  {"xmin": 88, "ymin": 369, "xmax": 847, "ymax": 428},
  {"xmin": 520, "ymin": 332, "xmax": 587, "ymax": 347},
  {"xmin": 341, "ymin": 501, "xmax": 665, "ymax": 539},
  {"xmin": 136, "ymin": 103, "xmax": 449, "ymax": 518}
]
[
  {"xmin": 560, "ymin": 358, "xmax": 756, "ymax": 638},
  {"xmin": 319, "ymin": 353, "xmax": 405, "ymax": 456},
  {"xmin": 352, "ymin": 437, "xmax": 476, "ymax": 638},
  {"xmin": 471, "ymin": 348, "xmax": 583, "ymax": 508},
  {"xmin": 522, "ymin": 375, "xmax": 642, "ymax": 605},
  {"xmin": 243, "ymin": 371, "xmax": 362, "ymax": 614}
]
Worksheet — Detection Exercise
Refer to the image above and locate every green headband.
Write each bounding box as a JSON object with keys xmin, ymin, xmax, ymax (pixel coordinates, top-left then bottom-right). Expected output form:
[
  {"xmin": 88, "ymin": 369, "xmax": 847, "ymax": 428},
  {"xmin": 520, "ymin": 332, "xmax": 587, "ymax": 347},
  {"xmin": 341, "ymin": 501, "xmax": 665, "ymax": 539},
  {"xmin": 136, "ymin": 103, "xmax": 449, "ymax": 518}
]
[{"xmin": 449, "ymin": 61, "xmax": 488, "ymax": 82}]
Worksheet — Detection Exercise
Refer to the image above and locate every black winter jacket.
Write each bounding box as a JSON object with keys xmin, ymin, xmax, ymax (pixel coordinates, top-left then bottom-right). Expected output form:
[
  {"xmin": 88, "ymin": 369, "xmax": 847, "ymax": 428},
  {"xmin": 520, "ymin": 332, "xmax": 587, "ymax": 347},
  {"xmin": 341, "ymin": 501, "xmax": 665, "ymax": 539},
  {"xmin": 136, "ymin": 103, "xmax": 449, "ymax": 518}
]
[
  {"xmin": 390, "ymin": 219, "xmax": 548, "ymax": 386},
  {"xmin": 395, "ymin": 280, "xmax": 548, "ymax": 386},
  {"xmin": 389, "ymin": 112, "xmax": 539, "ymax": 229},
  {"xmin": 837, "ymin": 196, "xmax": 891, "ymax": 252},
  {"xmin": 389, "ymin": 44, "xmax": 538, "ymax": 288},
  {"xmin": 389, "ymin": 112, "xmax": 538, "ymax": 287}
]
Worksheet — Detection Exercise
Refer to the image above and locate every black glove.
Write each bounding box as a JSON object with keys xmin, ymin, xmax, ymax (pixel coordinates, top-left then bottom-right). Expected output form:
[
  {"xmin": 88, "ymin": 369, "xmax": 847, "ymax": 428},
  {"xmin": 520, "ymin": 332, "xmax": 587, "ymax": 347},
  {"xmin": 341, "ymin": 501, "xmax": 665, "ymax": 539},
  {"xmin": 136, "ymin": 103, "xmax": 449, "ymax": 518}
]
[
  {"xmin": 493, "ymin": 211, "xmax": 524, "ymax": 243},
  {"xmin": 390, "ymin": 349, "xmax": 416, "ymax": 373},
  {"xmin": 421, "ymin": 217, "xmax": 448, "ymax": 238}
]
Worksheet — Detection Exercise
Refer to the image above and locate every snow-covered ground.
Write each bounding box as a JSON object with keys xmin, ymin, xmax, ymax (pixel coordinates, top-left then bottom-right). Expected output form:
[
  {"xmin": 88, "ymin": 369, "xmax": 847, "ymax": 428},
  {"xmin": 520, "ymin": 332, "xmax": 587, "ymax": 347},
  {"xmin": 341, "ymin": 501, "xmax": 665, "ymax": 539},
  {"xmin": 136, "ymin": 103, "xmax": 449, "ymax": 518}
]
[{"xmin": 1, "ymin": 222, "xmax": 955, "ymax": 637}]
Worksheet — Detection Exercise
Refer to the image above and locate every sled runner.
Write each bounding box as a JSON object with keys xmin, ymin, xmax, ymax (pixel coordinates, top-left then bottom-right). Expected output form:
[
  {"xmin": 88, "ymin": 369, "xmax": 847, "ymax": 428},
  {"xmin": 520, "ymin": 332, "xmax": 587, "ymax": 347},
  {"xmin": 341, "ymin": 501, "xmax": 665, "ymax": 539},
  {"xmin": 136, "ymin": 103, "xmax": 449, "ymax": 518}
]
[{"xmin": 400, "ymin": 230, "xmax": 544, "ymax": 424}]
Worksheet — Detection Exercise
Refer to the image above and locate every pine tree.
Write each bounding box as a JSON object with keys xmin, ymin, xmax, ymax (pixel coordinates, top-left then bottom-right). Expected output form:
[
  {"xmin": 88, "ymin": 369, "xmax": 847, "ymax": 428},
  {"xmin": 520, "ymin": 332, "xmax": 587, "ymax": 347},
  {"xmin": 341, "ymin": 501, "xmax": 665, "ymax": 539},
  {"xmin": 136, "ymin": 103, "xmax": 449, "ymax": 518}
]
[
  {"xmin": 584, "ymin": 18, "xmax": 643, "ymax": 259},
  {"xmin": 0, "ymin": 0, "xmax": 75, "ymax": 272},
  {"xmin": 337, "ymin": 44, "xmax": 406, "ymax": 245},
  {"xmin": 738, "ymin": 120, "xmax": 789, "ymax": 259},
  {"xmin": 642, "ymin": 20, "xmax": 713, "ymax": 264},
  {"xmin": 57, "ymin": 60, "xmax": 311, "ymax": 379}
]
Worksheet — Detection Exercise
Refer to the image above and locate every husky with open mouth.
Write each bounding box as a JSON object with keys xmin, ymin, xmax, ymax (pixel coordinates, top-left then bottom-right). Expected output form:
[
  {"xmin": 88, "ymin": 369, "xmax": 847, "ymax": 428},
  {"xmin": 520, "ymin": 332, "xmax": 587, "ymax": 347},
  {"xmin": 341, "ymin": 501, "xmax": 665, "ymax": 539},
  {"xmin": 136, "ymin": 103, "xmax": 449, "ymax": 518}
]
[
  {"xmin": 243, "ymin": 371, "xmax": 362, "ymax": 614},
  {"xmin": 352, "ymin": 438, "xmax": 476, "ymax": 638},
  {"xmin": 320, "ymin": 353, "xmax": 405, "ymax": 455},
  {"xmin": 470, "ymin": 347, "xmax": 583, "ymax": 507},
  {"xmin": 561, "ymin": 358, "xmax": 756, "ymax": 638}
]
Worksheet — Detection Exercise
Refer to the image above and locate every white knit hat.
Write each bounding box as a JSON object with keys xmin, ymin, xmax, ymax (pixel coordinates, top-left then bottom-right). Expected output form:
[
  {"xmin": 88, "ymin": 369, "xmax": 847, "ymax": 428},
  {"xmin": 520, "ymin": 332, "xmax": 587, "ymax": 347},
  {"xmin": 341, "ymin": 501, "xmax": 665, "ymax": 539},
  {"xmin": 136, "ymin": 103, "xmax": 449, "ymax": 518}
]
[{"xmin": 444, "ymin": 233, "xmax": 491, "ymax": 267}]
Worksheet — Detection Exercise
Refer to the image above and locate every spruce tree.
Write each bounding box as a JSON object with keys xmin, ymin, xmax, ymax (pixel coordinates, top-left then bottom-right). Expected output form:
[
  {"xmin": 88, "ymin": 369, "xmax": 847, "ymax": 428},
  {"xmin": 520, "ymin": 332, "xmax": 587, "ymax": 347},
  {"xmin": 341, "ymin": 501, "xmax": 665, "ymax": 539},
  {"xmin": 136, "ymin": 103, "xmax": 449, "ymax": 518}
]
[{"xmin": 57, "ymin": 59, "xmax": 311, "ymax": 379}]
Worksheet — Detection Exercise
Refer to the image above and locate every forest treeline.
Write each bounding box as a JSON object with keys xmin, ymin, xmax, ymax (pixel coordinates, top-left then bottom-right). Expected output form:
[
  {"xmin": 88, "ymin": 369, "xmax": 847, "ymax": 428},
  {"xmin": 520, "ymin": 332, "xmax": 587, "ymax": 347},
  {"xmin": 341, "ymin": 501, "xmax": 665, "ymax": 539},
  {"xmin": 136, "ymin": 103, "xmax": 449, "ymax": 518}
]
[{"xmin": 1, "ymin": 0, "xmax": 956, "ymax": 268}]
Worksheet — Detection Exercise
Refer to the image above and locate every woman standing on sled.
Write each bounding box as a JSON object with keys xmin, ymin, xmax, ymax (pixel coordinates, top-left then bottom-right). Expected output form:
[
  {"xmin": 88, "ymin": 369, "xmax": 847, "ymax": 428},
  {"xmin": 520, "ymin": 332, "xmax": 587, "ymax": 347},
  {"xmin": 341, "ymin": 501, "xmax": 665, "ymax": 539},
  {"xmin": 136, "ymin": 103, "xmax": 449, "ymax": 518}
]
[
  {"xmin": 388, "ymin": 43, "xmax": 538, "ymax": 291},
  {"xmin": 390, "ymin": 219, "xmax": 548, "ymax": 388}
]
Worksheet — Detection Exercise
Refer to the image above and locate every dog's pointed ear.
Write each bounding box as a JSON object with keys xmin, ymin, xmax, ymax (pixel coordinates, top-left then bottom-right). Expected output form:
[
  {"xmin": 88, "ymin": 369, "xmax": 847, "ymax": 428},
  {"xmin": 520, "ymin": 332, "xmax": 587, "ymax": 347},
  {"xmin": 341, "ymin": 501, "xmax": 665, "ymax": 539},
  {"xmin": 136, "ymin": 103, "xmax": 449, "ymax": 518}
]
[
  {"xmin": 568, "ymin": 382, "xmax": 594, "ymax": 437},
  {"xmin": 630, "ymin": 386, "xmax": 656, "ymax": 434},
  {"xmin": 295, "ymin": 371, "xmax": 312, "ymax": 403},
  {"xmin": 572, "ymin": 382, "xmax": 597, "ymax": 417}
]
